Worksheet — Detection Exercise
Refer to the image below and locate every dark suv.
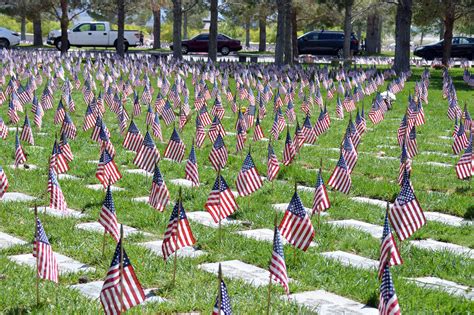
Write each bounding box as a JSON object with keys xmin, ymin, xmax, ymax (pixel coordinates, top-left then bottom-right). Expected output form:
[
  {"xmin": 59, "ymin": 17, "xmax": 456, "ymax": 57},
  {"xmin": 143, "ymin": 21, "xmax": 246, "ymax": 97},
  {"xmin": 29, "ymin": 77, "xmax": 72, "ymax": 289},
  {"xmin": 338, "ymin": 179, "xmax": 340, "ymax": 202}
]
[
  {"xmin": 170, "ymin": 33, "xmax": 242, "ymax": 56},
  {"xmin": 414, "ymin": 37, "xmax": 474, "ymax": 60},
  {"xmin": 297, "ymin": 31, "xmax": 359, "ymax": 57}
]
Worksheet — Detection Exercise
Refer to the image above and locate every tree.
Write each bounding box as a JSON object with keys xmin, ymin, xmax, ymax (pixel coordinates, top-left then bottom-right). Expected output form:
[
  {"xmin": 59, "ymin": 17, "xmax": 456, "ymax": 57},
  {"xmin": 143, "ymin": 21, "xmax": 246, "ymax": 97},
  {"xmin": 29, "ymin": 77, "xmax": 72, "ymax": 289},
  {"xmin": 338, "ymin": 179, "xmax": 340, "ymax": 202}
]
[
  {"xmin": 208, "ymin": 0, "xmax": 218, "ymax": 61},
  {"xmin": 393, "ymin": 0, "xmax": 412, "ymax": 73},
  {"xmin": 275, "ymin": 0, "xmax": 292, "ymax": 65},
  {"xmin": 116, "ymin": 0, "xmax": 126, "ymax": 57},
  {"xmin": 366, "ymin": 10, "xmax": 382, "ymax": 54},
  {"xmin": 172, "ymin": 0, "xmax": 182, "ymax": 59},
  {"xmin": 342, "ymin": 0, "xmax": 354, "ymax": 59},
  {"xmin": 150, "ymin": 0, "xmax": 166, "ymax": 49}
]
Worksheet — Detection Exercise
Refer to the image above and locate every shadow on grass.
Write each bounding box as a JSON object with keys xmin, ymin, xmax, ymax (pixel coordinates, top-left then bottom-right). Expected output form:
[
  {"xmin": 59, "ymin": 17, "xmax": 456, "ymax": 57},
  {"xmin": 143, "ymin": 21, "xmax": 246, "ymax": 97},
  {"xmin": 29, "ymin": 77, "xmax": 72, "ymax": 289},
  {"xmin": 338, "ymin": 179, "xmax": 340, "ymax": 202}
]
[{"xmin": 463, "ymin": 206, "xmax": 474, "ymax": 220}]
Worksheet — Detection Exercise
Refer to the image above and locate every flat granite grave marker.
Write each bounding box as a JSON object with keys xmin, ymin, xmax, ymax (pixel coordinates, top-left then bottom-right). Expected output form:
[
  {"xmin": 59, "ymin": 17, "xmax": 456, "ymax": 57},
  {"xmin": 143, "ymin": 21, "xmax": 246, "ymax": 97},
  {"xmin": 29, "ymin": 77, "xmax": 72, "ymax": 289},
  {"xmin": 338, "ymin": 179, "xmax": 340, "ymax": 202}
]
[
  {"xmin": 350, "ymin": 197, "xmax": 388, "ymax": 208},
  {"xmin": 124, "ymin": 169, "xmax": 152, "ymax": 176},
  {"xmin": 328, "ymin": 220, "xmax": 383, "ymax": 238},
  {"xmin": 58, "ymin": 174, "xmax": 81, "ymax": 180},
  {"xmin": 285, "ymin": 290, "xmax": 378, "ymax": 315},
  {"xmin": 76, "ymin": 222, "xmax": 152, "ymax": 237},
  {"xmin": 424, "ymin": 212, "xmax": 473, "ymax": 227},
  {"xmin": 199, "ymin": 260, "xmax": 290, "ymax": 287},
  {"xmin": 30, "ymin": 206, "xmax": 85, "ymax": 218},
  {"xmin": 409, "ymin": 239, "xmax": 473, "ymax": 259},
  {"xmin": 321, "ymin": 251, "xmax": 378, "ymax": 270},
  {"xmin": 406, "ymin": 277, "xmax": 473, "ymax": 301},
  {"xmin": 0, "ymin": 231, "xmax": 27, "ymax": 249},
  {"xmin": 140, "ymin": 240, "xmax": 205, "ymax": 258},
  {"xmin": 9, "ymin": 253, "xmax": 95, "ymax": 274},
  {"xmin": 186, "ymin": 211, "xmax": 242, "ymax": 228},
  {"xmin": 70, "ymin": 281, "xmax": 167, "ymax": 304},
  {"xmin": 169, "ymin": 179, "xmax": 194, "ymax": 188},
  {"xmin": 1, "ymin": 192, "xmax": 36, "ymax": 202},
  {"xmin": 8, "ymin": 164, "xmax": 39, "ymax": 170},
  {"xmin": 236, "ymin": 228, "xmax": 317, "ymax": 247},
  {"xmin": 86, "ymin": 184, "xmax": 125, "ymax": 192},
  {"xmin": 272, "ymin": 203, "xmax": 328, "ymax": 217}
]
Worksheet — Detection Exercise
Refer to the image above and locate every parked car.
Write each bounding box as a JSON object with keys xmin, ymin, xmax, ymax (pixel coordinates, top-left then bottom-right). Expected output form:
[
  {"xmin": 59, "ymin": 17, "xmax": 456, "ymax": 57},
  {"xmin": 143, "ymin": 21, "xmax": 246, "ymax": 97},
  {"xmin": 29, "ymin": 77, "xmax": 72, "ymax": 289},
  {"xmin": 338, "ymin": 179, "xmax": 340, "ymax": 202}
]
[
  {"xmin": 47, "ymin": 21, "xmax": 141, "ymax": 52},
  {"xmin": 414, "ymin": 37, "xmax": 474, "ymax": 60},
  {"xmin": 0, "ymin": 27, "xmax": 21, "ymax": 48},
  {"xmin": 170, "ymin": 33, "xmax": 242, "ymax": 55},
  {"xmin": 297, "ymin": 30, "xmax": 359, "ymax": 57}
]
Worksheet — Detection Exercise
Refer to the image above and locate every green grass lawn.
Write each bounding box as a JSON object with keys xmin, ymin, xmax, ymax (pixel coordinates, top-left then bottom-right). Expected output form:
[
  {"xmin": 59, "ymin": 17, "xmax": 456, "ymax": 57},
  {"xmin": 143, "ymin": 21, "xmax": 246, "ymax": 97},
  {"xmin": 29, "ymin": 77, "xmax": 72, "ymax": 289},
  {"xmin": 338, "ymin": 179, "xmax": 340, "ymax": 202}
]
[{"xmin": 0, "ymin": 59, "xmax": 472, "ymax": 313}]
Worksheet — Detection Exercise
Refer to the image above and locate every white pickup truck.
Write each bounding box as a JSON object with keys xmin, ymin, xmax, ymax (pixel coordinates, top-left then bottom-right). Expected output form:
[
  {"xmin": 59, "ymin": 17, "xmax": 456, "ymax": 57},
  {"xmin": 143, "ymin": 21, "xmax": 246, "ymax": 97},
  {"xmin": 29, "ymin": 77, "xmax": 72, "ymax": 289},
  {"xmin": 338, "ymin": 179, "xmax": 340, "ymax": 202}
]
[{"xmin": 47, "ymin": 21, "xmax": 142, "ymax": 52}]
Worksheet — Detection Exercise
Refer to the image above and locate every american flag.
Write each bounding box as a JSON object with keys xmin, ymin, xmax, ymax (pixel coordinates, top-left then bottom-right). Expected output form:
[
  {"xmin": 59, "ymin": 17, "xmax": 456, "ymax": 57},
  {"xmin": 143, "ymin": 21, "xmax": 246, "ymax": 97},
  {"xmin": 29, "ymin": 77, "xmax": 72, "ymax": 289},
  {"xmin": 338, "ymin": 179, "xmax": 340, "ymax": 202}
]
[
  {"xmin": 40, "ymin": 85, "xmax": 54, "ymax": 110},
  {"xmin": 0, "ymin": 116, "xmax": 8, "ymax": 139},
  {"xmin": 312, "ymin": 168, "xmax": 330, "ymax": 214},
  {"xmin": 161, "ymin": 200, "xmax": 196, "ymax": 261},
  {"xmin": 33, "ymin": 217, "xmax": 58, "ymax": 283},
  {"xmin": 53, "ymin": 100, "xmax": 66, "ymax": 125},
  {"xmin": 314, "ymin": 106, "xmax": 330, "ymax": 136},
  {"xmin": 452, "ymin": 121, "xmax": 469, "ymax": 155},
  {"xmin": 15, "ymin": 131, "xmax": 27, "ymax": 167},
  {"xmin": 149, "ymin": 164, "xmax": 170, "ymax": 212},
  {"xmin": 285, "ymin": 101, "xmax": 296, "ymax": 123},
  {"xmin": 464, "ymin": 106, "xmax": 472, "ymax": 132},
  {"xmin": 235, "ymin": 120, "xmax": 246, "ymax": 153},
  {"xmin": 267, "ymin": 142, "xmax": 280, "ymax": 181},
  {"xmin": 11, "ymin": 92, "xmax": 23, "ymax": 112},
  {"xmin": 152, "ymin": 112, "xmax": 163, "ymax": 141},
  {"xmin": 0, "ymin": 165, "xmax": 9, "ymax": 199},
  {"xmin": 100, "ymin": 240, "xmax": 146, "ymax": 315},
  {"xmin": 347, "ymin": 119, "xmax": 361, "ymax": 149},
  {"xmin": 211, "ymin": 97, "xmax": 225, "ymax": 120},
  {"xmin": 134, "ymin": 131, "xmax": 160, "ymax": 173},
  {"xmin": 154, "ymin": 92, "xmax": 166, "ymax": 114},
  {"xmin": 146, "ymin": 104, "xmax": 154, "ymax": 126},
  {"xmin": 270, "ymin": 109, "xmax": 286, "ymax": 140},
  {"xmin": 212, "ymin": 278, "xmax": 232, "ymax": 315},
  {"xmin": 447, "ymin": 97, "xmax": 462, "ymax": 121},
  {"xmin": 389, "ymin": 174, "xmax": 425, "ymax": 241},
  {"xmin": 342, "ymin": 133, "xmax": 358, "ymax": 173},
  {"xmin": 99, "ymin": 127, "xmax": 116, "ymax": 159},
  {"xmin": 50, "ymin": 140, "xmax": 69, "ymax": 174},
  {"xmin": 91, "ymin": 117, "xmax": 106, "ymax": 142},
  {"xmin": 185, "ymin": 143, "xmax": 200, "ymax": 187},
  {"xmin": 8, "ymin": 99, "xmax": 19, "ymax": 124},
  {"xmin": 279, "ymin": 191, "xmax": 314, "ymax": 251},
  {"xmin": 253, "ymin": 116, "xmax": 264, "ymax": 142},
  {"xmin": 61, "ymin": 112, "xmax": 77, "ymax": 140},
  {"xmin": 269, "ymin": 226, "xmax": 289, "ymax": 295},
  {"xmin": 397, "ymin": 114, "xmax": 408, "ymax": 147},
  {"xmin": 336, "ymin": 97, "xmax": 344, "ymax": 120},
  {"xmin": 96, "ymin": 149, "xmax": 122, "ymax": 188},
  {"xmin": 342, "ymin": 91, "xmax": 356, "ymax": 112},
  {"xmin": 302, "ymin": 115, "xmax": 316, "ymax": 144},
  {"xmin": 294, "ymin": 121, "xmax": 305, "ymax": 153},
  {"xmin": 162, "ymin": 100, "xmax": 176, "ymax": 126},
  {"xmin": 33, "ymin": 97, "xmax": 44, "ymax": 129},
  {"xmin": 66, "ymin": 93, "xmax": 75, "ymax": 112},
  {"xmin": 164, "ymin": 127, "xmax": 186, "ymax": 163},
  {"xmin": 378, "ymin": 265, "xmax": 401, "ymax": 315},
  {"xmin": 141, "ymin": 85, "xmax": 152, "ymax": 105},
  {"xmin": 133, "ymin": 93, "xmax": 141, "ymax": 117},
  {"xmin": 455, "ymin": 136, "xmax": 473, "ymax": 180},
  {"xmin": 205, "ymin": 174, "xmax": 238, "ymax": 223},
  {"xmin": 282, "ymin": 128, "xmax": 296, "ymax": 166},
  {"xmin": 378, "ymin": 212, "xmax": 403, "ymax": 279},
  {"xmin": 327, "ymin": 153, "xmax": 352, "ymax": 194},
  {"xmin": 368, "ymin": 95, "xmax": 384, "ymax": 125},
  {"xmin": 59, "ymin": 132, "xmax": 74, "ymax": 162},
  {"xmin": 198, "ymin": 105, "xmax": 213, "ymax": 126},
  {"xmin": 406, "ymin": 126, "xmax": 418, "ymax": 159},
  {"xmin": 245, "ymin": 104, "xmax": 256, "ymax": 128},
  {"xmin": 99, "ymin": 185, "xmax": 120, "ymax": 242},
  {"xmin": 83, "ymin": 104, "xmax": 96, "ymax": 131},
  {"xmin": 123, "ymin": 120, "xmax": 143, "ymax": 152},
  {"xmin": 209, "ymin": 134, "xmax": 228, "ymax": 171},
  {"xmin": 209, "ymin": 116, "xmax": 226, "ymax": 143},
  {"xmin": 398, "ymin": 143, "xmax": 412, "ymax": 186},
  {"xmin": 195, "ymin": 116, "xmax": 206, "ymax": 148},
  {"xmin": 48, "ymin": 170, "xmax": 67, "ymax": 211},
  {"xmin": 236, "ymin": 153, "xmax": 263, "ymax": 196},
  {"xmin": 20, "ymin": 113, "xmax": 34, "ymax": 145}
]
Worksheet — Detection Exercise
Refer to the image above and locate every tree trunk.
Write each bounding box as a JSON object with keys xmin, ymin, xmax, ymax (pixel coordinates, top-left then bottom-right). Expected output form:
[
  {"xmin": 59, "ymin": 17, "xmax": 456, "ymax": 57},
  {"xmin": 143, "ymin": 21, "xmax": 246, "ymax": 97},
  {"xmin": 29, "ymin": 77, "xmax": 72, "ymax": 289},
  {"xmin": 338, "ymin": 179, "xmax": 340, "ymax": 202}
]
[
  {"xmin": 343, "ymin": 0, "xmax": 353, "ymax": 59},
  {"xmin": 442, "ymin": 1, "xmax": 455, "ymax": 66},
  {"xmin": 291, "ymin": 6, "xmax": 298, "ymax": 63},
  {"xmin": 439, "ymin": 19, "xmax": 444, "ymax": 40},
  {"xmin": 376, "ymin": 16, "xmax": 382, "ymax": 53},
  {"xmin": 172, "ymin": 0, "xmax": 182, "ymax": 59},
  {"xmin": 116, "ymin": 0, "xmax": 125, "ymax": 57},
  {"xmin": 420, "ymin": 30, "xmax": 424, "ymax": 45},
  {"xmin": 183, "ymin": 10, "xmax": 188, "ymax": 40},
  {"xmin": 275, "ymin": 0, "xmax": 285, "ymax": 65},
  {"xmin": 366, "ymin": 12, "xmax": 382, "ymax": 54},
  {"xmin": 20, "ymin": 16, "xmax": 26, "ymax": 41},
  {"xmin": 258, "ymin": 12, "xmax": 266, "ymax": 52},
  {"xmin": 208, "ymin": 0, "xmax": 218, "ymax": 62},
  {"xmin": 60, "ymin": 0, "xmax": 69, "ymax": 55},
  {"xmin": 245, "ymin": 18, "xmax": 250, "ymax": 48},
  {"xmin": 152, "ymin": 7, "xmax": 161, "ymax": 49},
  {"xmin": 283, "ymin": 0, "xmax": 292, "ymax": 65},
  {"xmin": 33, "ymin": 14, "xmax": 43, "ymax": 46},
  {"xmin": 393, "ymin": 0, "xmax": 412, "ymax": 73}
]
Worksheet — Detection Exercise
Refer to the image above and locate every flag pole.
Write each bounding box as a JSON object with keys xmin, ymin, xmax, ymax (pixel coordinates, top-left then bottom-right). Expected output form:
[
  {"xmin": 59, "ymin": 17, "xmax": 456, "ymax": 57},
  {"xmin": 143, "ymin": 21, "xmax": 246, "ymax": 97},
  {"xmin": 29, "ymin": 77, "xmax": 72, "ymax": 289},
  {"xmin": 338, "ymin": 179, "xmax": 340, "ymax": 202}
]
[
  {"xmin": 34, "ymin": 204, "xmax": 39, "ymax": 306},
  {"xmin": 119, "ymin": 224, "xmax": 124, "ymax": 313},
  {"xmin": 217, "ymin": 263, "xmax": 222, "ymax": 313},
  {"xmin": 318, "ymin": 158, "xmax": 322, "ymax": 232},
  {"xmin": 293, "ymin": 180, "xmax": 297, "ymax": 263},
  {"xmin": 217, "ymin": 168, "xmax": 222, "ymax": 248},
  {"xmin": 266, "ymin": 213, "xmax": 278, "ymax": 315},
  {"xmin": 172, "ymin": 187, "xmax": 182, "ymax": 287}
]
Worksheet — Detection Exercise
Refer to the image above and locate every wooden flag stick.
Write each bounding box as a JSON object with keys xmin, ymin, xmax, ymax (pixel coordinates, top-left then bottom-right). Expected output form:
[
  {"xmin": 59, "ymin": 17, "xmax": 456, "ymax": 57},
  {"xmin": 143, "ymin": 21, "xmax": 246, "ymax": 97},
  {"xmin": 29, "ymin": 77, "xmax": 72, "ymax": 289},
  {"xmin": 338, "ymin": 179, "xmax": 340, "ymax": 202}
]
[
  {"xmin": 119, "ymin": 224, "xmax": 124, "ymax": 313},
  {"xmin": 172, "ymin": 187, "xmax": 182, "ymax": 287},
  {"xmin": 102, "ymin": 230, "xmax": 107, "ymax": 257},
  {"xmin": 217, "ymin": 263, "xmax": 222, "ymax": 313},
  {"xmin": 266, "ymin": 213, "xmax": 278, "ymax": 315},
  {"xmin": 34, "ymin": 205, "xmax": 40, "ymax": 306}
]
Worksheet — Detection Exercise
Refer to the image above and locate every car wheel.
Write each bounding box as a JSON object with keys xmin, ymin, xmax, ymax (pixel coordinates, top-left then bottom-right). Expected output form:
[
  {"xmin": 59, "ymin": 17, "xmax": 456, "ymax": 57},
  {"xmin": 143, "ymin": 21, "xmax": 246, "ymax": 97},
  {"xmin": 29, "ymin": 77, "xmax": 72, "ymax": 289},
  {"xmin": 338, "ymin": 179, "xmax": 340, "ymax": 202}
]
[
  {"xmin": 182, "ymin": 45, "xmax": 189, "ymax": 55},
  {"xmin": 0, "ymin": 38, "xmax": 10, "ymax": 49},
  {"xmin": 221, "ymin": 46, "xmax": 230, "ymax": 56},
  {"xmin": 55, "ymin": 39, "xmax": 69, "ymax": 51},
  {"xmin": 337, "ymin": 48, "xmax": 344, "ymax": 59}
]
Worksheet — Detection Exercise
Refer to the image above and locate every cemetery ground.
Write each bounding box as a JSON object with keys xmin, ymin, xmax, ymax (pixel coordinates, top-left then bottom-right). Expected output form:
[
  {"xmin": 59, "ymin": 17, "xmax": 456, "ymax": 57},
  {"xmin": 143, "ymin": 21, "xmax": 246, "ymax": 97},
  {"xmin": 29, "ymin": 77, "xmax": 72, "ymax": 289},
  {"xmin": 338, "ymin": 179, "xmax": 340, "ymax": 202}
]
[{"xmin": 0, "ymin": 65, "xmax": 473, "ymax": 313}]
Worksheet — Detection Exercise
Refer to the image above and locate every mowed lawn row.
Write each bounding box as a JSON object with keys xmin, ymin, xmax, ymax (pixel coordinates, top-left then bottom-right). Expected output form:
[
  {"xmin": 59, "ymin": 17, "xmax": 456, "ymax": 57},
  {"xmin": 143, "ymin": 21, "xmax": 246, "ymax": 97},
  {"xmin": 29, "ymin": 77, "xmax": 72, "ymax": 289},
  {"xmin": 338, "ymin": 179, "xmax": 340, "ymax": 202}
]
[{"xmin": 0, "ymin": 62, "xmax": 472, "ymax": 313}]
